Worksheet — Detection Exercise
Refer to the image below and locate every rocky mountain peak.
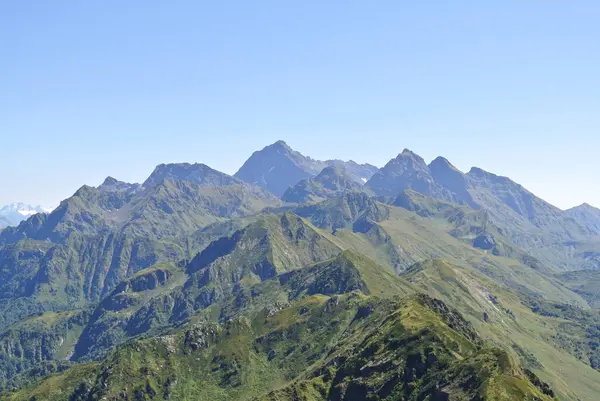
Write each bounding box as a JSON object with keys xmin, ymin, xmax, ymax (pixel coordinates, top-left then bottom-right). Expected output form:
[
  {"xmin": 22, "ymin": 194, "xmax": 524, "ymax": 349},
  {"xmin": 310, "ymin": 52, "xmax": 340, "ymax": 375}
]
[
  {"xmin": 269, "ymin": 140, "xmax": 292, "ymax": 151},
  {"xmin": 98, "ymin": 176, "xmax": 139, "ymax": 193},
  {"xmin": 467, "ymin": 166, "xmax": 492, "ymax": 178},
  {"xmin": 144, "ymin": 162, "xmax": 239, "ymax": 189},
  {"xmin": 429, "ymin": 156, "xmax": 462, "ymax": 174},
  {"xmin": 387, "ymin": 149, "xmax": 428, "ymax": 170},
  {"xmin": 101, "ymin": 176, "xmax": 120, "ymax": 186},
  {"xmin": 572, "ymin": 202, "xmax": 599, "ymax": 211}
]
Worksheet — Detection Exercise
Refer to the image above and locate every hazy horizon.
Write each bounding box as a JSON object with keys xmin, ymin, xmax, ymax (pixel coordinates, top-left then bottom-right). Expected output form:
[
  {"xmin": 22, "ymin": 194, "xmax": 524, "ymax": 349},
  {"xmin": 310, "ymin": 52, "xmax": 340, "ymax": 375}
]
[
  {"xmin": 1, "ymin": 139, "xmax": 596, "ymax": 211},
  {"xmin": 2, "ymin": 1, "xmax": 599, "ymax": 209}
]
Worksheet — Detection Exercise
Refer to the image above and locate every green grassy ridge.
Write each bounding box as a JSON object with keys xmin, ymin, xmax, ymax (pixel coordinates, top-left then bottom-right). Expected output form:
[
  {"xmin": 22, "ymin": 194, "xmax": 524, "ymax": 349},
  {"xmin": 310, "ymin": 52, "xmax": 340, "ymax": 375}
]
[
  {"xmin": 402, "ymin": 258, "xmax": 600, "ymax": 401},
  {"xmin": 71, "ymin": 244, "xmax": 408, "ymax": 364},
  {"xmin": 2, "ymin": 294, "xmax": 554, "ymax": 401},
  {"xmin": 279, "ymin": 250, "xmax": 415, "ymax": 300},
  {"xmin": 184, "ymin": 214, "xmax": 343, "ymax": 305},
  {"xmin": 261, "ymin": 342, "xmax": 551, "ymax": 401}
]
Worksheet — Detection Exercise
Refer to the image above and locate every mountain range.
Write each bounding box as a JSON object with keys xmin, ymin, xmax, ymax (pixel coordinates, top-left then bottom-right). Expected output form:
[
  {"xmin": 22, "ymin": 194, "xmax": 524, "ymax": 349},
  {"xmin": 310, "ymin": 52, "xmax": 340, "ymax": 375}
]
[
  {"xmin": 0, "ymin": 203, "xmax": 54, "ymax": 229},
  {"xmin": 2, "ymin": 140, "xmax": 600, "ymax": 401}
]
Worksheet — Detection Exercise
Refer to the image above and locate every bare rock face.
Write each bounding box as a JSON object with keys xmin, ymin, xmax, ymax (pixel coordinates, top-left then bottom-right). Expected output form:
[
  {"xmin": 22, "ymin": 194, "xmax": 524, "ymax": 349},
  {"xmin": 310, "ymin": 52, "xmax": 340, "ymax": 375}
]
[
  {"xmin": 266, "ymin": 302, "xmax": 290, "ymax": 317},
  {"xmin": 113, "ymin": 268, "xmax": 171, "ymax": 294},
  {"xmin": 184, "ymin": 322, "xmax": 220, "ymax": 351},
  {"xmin": 473, "ymin": 233, "xmax": 497, "ymax": 250}
]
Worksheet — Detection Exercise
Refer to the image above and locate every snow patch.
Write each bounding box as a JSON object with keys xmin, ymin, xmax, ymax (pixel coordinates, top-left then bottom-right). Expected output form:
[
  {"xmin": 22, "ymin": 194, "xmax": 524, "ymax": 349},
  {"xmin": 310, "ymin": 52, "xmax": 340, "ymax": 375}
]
[{"xmin": 17, "ymin": 209, "xmax": 38, "ymax": 216}]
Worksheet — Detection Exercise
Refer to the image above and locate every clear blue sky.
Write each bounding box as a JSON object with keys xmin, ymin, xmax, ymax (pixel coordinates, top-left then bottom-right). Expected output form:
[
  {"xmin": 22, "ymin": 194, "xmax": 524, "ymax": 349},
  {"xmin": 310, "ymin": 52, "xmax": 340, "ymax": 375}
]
[{"xmin": 1, "ymin": 1, "xmax": 599, "ymax": 209}]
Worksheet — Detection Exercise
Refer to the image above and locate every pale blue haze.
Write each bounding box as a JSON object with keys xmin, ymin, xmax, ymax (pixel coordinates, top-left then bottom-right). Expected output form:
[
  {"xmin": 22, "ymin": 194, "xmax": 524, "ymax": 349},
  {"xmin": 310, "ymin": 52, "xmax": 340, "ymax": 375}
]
[{"xmin": 1, "ymin": 1, "xmax": 599, "ymax": 208}]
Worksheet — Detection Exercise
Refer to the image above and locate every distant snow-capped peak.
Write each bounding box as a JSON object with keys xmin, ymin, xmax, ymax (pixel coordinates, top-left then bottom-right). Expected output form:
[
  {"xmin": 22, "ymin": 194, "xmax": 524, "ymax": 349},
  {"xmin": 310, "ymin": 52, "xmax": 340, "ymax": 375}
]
[
  {"xmin": 0, "ymin": 202, "xmax": 53, "ymax": 216},
  {"xmin": 0, "ymin": 203, "xmax": 55, "ymax": 228}
]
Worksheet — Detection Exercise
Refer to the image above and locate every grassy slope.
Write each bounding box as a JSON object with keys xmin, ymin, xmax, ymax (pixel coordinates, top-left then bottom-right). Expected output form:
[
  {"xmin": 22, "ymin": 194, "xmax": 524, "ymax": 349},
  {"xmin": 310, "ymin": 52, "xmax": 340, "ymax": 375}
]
[
  {"xmin": 4, "ymin": 293, "xmax": 553, "ymax": 401},
  {"xmin": 558, "ymin": 268, "xmax": 600, "ymax": 308},
  {"xmin": 325, "ymin": 203, "xmax": 586, "ymax": 307},
  {"xmin": 403, "ymin": 258, "xmax": 600, "ymax": 401},
  {"xmin": 197, "ymin": 204, "xmax": 599, "ymax": 400},
  {"xmin": 289, "ymin": 197, "xmax": 598, "ymax": 400}
]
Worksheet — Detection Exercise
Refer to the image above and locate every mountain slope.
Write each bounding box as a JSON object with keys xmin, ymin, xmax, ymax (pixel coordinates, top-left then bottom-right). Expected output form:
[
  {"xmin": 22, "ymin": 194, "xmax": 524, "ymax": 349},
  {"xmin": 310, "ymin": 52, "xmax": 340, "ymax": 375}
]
[
  {"xmin": 367, "ymin": 149, "xmax": 600, "ymax": 270},
  {"xmin": 0, "ymin": 309, "xmax": 88, "ymax": 391},
  {"xmin": 4, "ymin": 293, "xmax": 554, "ymax": 401},
  {"xmin": 366, "ymin": 149, "xmax": 466, "ymax": 205},
  {"xmin": 5, "ymin": 146, "xmax": 600, "ymax": 401},
  {"xmin": 1, "ymin": 189, "xmax": 596, "ymax": 400},
  {"xmin": 465, "ymin": 166, "xmax": 592, "ymax": 238},
  {"xmin": 143, "ymin": 162, "xmax": 242, "ymax": 189},
  {"xmin": 282, "ymin": 166, "xmax": 372, "ymax": 203},
  {"xmin": 235, "ymin": 141, "xmax": 377, "ymax": 197},
  {"xmin": 66, "ymin": 213, "xmax": 344, "ymax": 362},
  {"xmin": 566, "ymin": 202, "xmax": 600, "ymax": 235},
  {"xmin": 323, "ymin": 159, "xmax": 378, "ymax": 184},
  {"xmin": 0, "ymin": 216, "xmax": 11, "ymax": 229},
  {"xmin": 184, "ymin": 213, "xmax": 342, "ymax": 305},
  {"xmin": 0, "ymin": 164, "xmax": 280, "ymax": 328},
  {"xmin": 557, "ymin": 268, "xmax": 600, "ymax": 308},
  {"xmin": 402, "ymin": 258, "xmax": 600, "ymax": 401}
]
